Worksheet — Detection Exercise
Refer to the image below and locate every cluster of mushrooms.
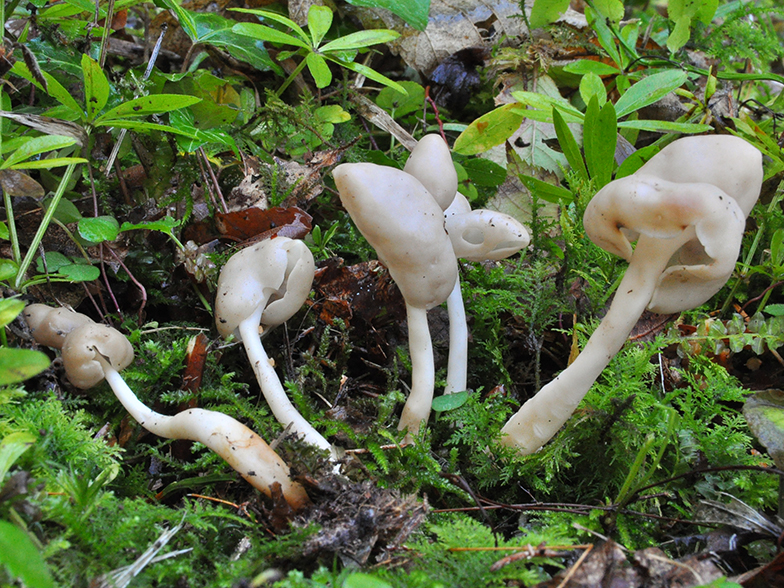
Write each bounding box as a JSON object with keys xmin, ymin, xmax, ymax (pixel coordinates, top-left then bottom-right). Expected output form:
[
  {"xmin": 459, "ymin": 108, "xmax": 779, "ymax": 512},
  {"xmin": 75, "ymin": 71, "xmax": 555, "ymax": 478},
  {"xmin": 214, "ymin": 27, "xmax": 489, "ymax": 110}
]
[{"xmin": 24, "ymin": 133, "xmax": 763, "ymax": 501}]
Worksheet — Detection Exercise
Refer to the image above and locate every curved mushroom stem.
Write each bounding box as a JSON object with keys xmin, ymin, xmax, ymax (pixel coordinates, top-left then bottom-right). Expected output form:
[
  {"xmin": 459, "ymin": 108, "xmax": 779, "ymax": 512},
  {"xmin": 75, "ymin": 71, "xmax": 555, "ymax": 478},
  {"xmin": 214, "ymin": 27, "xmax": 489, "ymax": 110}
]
[
  {"xmin": 398, "ymin": 304, "xmax": 435, "ymax": 437},
  {"xmin": 237, "ymin": 314, "xmax": 335, "ymax": 458},
  {"xmin": 444, "ymin": 277, "xmax": 468, "ymax": 394},
  {"xmin": 95, "ymin": 354, "xmax": 310, "ymax": 509},
  {"xmin": 500, "ymin": 232, "xmax": 688, "ymax": 454}
]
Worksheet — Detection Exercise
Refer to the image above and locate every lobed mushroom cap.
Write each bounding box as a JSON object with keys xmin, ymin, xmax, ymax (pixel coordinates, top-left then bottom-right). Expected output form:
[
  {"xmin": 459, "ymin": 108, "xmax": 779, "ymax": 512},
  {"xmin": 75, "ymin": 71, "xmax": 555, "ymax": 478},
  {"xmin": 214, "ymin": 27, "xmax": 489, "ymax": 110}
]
[
  {"xmin": 584, "ymin": 174, "xmax": 747, "ymax": 314},
  {"xmin": 61, "ymin": 323, "xmax": 135, "ymax": 389},
  {"xmin": 334, "ymin": 162, "xmax": 458, "ymax": 310},
  {"xmin": 214, "ymin": 237, "xmax": 315, "ymax": 339},
  {"xmin": 444, "ymin": 193, "xmax": 530, "ymax": 261},
  {"xmin": 24, "ymin": 304, "xmax": 94, "ymax": 349},
  {"xmin": 403, "ymin": 134, "xmax": 458, "ymax": 211}
]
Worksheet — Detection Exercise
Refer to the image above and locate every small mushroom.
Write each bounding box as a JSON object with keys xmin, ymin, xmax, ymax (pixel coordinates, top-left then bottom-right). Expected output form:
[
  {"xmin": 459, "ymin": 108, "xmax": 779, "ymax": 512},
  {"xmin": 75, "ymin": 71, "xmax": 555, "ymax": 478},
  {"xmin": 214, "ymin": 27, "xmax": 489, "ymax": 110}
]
[
  {"xmin": 27, "ymin": 310, "xmax": 309, "ymax": 508},
  {"xmin": 403, "ymin": 134, "xmax": 458, "ymax": 211},
  {"xmin": 500, "ymin": 135, "xmax": 762, "ymax": 454},
  {"xmin": 23, "ymin": 303, "xmax": 94, "ymax": 348},
  {"xmin": 333, "ymin": 162, "xmax": 458, "ymax": 436},
  {"xmin": 214, "ymin": 237, "xmax": 333, "ymax": 456}
]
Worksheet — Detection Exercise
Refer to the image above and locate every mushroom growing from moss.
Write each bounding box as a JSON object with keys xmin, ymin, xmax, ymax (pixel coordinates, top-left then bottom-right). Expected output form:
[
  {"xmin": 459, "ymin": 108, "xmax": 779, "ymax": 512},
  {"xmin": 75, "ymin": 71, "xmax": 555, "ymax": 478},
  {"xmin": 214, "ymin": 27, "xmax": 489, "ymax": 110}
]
[
  {"xmin": 500, "ymin": 135, "xmax": 763, "ymax": 454},
  {"xmin": 214, "ymin": 236, "xmax": 334, "ymax": 457},
  {"xmin": 333, "ymin": 162, "xmax": 458, "ymax": 436},
  {"xmin": 26, "ymin": 308, "xmax": 310, "ymax": 508}
]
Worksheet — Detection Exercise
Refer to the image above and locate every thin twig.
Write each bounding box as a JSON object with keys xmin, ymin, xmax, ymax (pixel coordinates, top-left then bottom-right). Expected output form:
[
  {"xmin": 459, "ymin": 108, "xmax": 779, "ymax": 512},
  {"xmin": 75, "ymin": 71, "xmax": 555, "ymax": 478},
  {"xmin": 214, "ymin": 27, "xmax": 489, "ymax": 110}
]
[{"xmin": 107, "ymin": 246, "xmax": 147, "ymax": 321}]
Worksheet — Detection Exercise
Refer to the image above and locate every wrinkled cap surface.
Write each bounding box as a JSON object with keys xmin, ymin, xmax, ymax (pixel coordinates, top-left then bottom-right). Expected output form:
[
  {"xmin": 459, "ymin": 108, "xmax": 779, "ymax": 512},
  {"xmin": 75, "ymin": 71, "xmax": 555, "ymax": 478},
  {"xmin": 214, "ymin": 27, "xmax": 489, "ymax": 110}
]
[
  {"xmin": 444, "ymin": 193, "xmax": 530, "ymax": 261},
  {"xmin": 334, "ymin": 162, "xmax": 458, "ymax": 310},
  {"xmin": 24, "ymin": 304, "xmax": 94, "ymax": 349},
  {"xmin": 585, "ymin": 174, "xmax": 749, "ymax": 314},
  {"xmin": 403, "ymin": 134, "xmax": 458, "ymax": 211},
  {"xmin": 214, "ymin": 237, "xmax": 315, "ymax": 339},
  {"xmin": 61, "ymin": 323, "xmax": 135, "ymax": 389}
]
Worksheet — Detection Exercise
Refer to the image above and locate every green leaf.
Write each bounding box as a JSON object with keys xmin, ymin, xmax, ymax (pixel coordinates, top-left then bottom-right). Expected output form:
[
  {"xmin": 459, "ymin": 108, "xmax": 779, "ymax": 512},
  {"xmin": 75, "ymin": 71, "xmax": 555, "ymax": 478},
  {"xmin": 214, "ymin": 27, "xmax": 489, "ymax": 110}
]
[
  {"xmin": 333, "ymin": 58, "xmax": 406, "ymax": 94},
  {"xmin": 36, "ymin": 251, "xmax": 71, "ymax": 273},
  {"xmin": 48, "ymin": 197, "xmax": 83, "ymax": 224},
  {"xmin": 58, "ymin": 264, "xmax": 100, "ymax": 282},
  {"xmin": 320, "ymin": 29, "xmax": 399, "ymax": 53},
  {"xmin": 1, "ymin": 135, "xmax": 78, "ymax": 170},
  {"xmin": 593, "ymin": 0, "xmax": 624, "ymax": 22},
  {"xmin": 308, "ymin": 5, "xmax": 333, "ymax": 47},
  {"xmin": 584, "ymin": 96, "xmax": 617, "ymax": 189},
  {"xmin": 743, "ymin": 389, "xmax": 784, "ymax": 470},
  {"xmin": 11, "ymin": 157, "xmax": 87, "ymax": 170},
  {"xmin": 666, "ymin": 17, "xmax": 692, "ymax": 53},
  {"xmin": 613, "ymin": 70, "xmax": 688, "ymax": 118},
  {"xmin": 120, "ymin": 216, "xmax": 182, "ymax": 234},
  {"xmin": 511, "ymin": 91, "xmax": 584, "ymax": 121},
  {"xmin": 585, "ymin": 5, "xmax": 622, "ymax": 67},
  {"xmin": 616, "ymin": 119, "xmax": 712, "ymax": 133},
  {"xmin": 0, "ymin": 259, "xmax": 18, "ymax": 282},
  {"xmin": 306, "ymin": 52, "xmax": 332, "ymax": 88},
  {"xmin": 453, "ymin": 104, "xmax": 524, "ymax": 155},
  {"xmin": 343, "ymin": 0, "xmax": 429, "ymax": 31},
  {"xmin": 432, "ymin": 390, "xmax": 471, "ymax": 412},
  {"xmin": 0, "ymin": 348, "xmax": 51, "ymax": 386},
  {"xmin": 563, "ymin": 60, "xmax": 621, "ymax": 76},
  {"xmin": 460, "ymin": 158, "xmax": 507, "ymax": 187},
  {"xmin": 764, "ymin": 304, "xmax": 784, "ymax": 317},
  {"xmin": 159, "ymin": 0, "xmax": 198, "ymax": 40},
  {"xmin": 190, "ymin": 13, "xmax": 277, "ymax": 72},
  {"xmin": 10, "ymin": 62, "xmax": 84, "ymax": 119},
  {"xmin": 0, "ymin": 298, "xmax": 25, "ymax": 329},
  {"xmin": 78, "ymin": 216, "xmax": 120, "ymax": 244},
  {"xmin": 0, "ymin": 432, "xmax": 37, "ymax": 482},
  {"xmin": 529, "ymin": 0, "xmax": 570, "ymax": 28},
  {"xmin": 0, "ymin": 520, "xmax": 54, "ymax": 588},
  {"xmin": 94, "ymin": 94, "xmax": 202, "ymax": 123},
  {"xmin": 230, "ymin": 22, "xmax": 310, "ymax": 49},
  {"xmin": 375, "ymin": 81, "xmax": 425, "ymax": 117},
  {"xmin": 519, "ymin": 174, "xmax": 574, "ymax": 205},
  {"xmin": 81, "ymin": 54, "xmax": 110, "ymax": 122},
  {"xmin": 552, "ymin": 108, "xmax": 588, "ymax": 182},
  {"xmin": 696, "ymin": 0, "xmax": 719, "ymax": 24},
  {"xmin": 315, "ymin": 105, "xmax": 351, "ymax": 124},
  {"xmin": 343, "ymin": 573, "xmax": 393, "ymax": 588},
  {"xmin": 579, "ymin": 72, "xmax": 607, "ymax": 107},
  {"xmin": 0, "ymin": 221, "xmax": 8, "ymax": 240},
  {"xmin": 230, "ymin": 9, "xmax": 310, "ymax": 45}
]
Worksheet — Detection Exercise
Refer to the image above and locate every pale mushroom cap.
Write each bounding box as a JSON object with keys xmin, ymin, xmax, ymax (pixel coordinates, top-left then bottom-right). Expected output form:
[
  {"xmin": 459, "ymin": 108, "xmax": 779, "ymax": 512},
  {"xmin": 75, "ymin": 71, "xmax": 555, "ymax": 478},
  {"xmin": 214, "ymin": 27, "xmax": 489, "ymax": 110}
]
[
  {"xmin": 444, "ymin": 193, "xmax": 530, "ymax": 261},
  {"xmin": 403, "ymin": 134, "xmax": 458, "ymax": 211},
  {"xmin": 585, "ymin": 174, "xmax": 747, "ymax": 314},
  {"xmin": 635, "ymin": 135, "xmax": 762, "ymax": 216},
  {"xmin": 214, "ymin": 237, "xmax": 315, "ymax": 339},
  {"xmin": 61, "ymin": 323, "xmax": 135, "ymax": 389},
  {"xmin": 334, "ymin": 162, "xmax": 458, "ymax": 310},
  {"xmin": 24, "ymin": 304, "xmax": 94, "ymax": 349}
]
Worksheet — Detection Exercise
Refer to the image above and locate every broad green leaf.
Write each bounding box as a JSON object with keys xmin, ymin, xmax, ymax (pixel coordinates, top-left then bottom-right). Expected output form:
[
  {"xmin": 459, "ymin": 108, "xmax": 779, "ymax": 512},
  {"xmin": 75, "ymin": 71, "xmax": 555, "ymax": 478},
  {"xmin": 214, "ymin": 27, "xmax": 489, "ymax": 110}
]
[
  {"xmin": 10, "ymin": 63, "xmax": 84, "ymax": 118},
  {"xmin": 81, "ymin": 54, "xmax": 110, "ymax": 122},
  {"xmin": 320, "ymin": 29, "xmax": 399, "ymax": 53},
  {"xmin": 552, "ymin": 108, "xmax": 588, "ymax": 182},
  {"xmin": 315, "ymin": 105, "xmax": 351, "ymax": 124},
  {"xmin": 453, "ymin": 104, "xmax": 524, "ymax": 155},
  {"xmin": 432, "ymin": 390, "xmax": 471, "ymax": 412},
  {"xmin": 585, "ymin": 6, "xmax": 622, "ymax": 67},
  {"xmin": 584, "ymin": 97, "xmax": 616, "ymax": 189},
  {"xmin": 343, "ymin": 573, "xmax": 392, "ymax": 588},
  {"xmin": 616, "ymin": 120, "xmax": 712, "ymax": 133},
  {"xmin": 308, "ymin": 5, "xmax": 333, "ymax": 47},
  {"xmin": 333, "ymin": 58, "xmax": 406, "ymax": 94},
  {"xmin": 0, "ymin": 221, "xmax": 8, "ymax": 240},
  {"xmin": 120, "ymin": 217, "xmax": 182, "ymax": 233},
  {"xmin": 529, "ymin": 0, "xmax": 570, "ymax": 28},
  {"xmin": 696, "ymin": 0, "xmax": 719, "ymax": 24},
  {"xmin": 0, "ymin": 348, "xmax": 51, "ymax": 386},
  {"xmin": 563, "ymin": 60, "xmax": 621, "ymax": 76},
  {"xmin": 95, "ymin": 94, "xmax": 202, "ymax": 123},
  {"xmin": 511, "ymin": 91, "xmax": 584, "ymax": 120},
  {"xmin": 0, "ymin": 298, "xmax": 24, "ymax": 329},
  {"xmin": 743, "ymin": 389, "xmax": 784, "ymax": 470},
  {"xmin": 579, "ymin": 72, "xmax": 607, "ymax": 106},
  {"xmin": 0, "ymin": 259, "xmax": 18, "ymax": 281},
  {"xmin": 159, "ymin": 0, "xmax": 198, "ymax": 40},
  {"xmin": 666, "ymin": 17, "xmax": 692, "ymax": 53},
  {"xmin": 376, "ymin": 82, "xmax": 425, "ymax": 117},
  {"xmin": 36, "ymin": 251, "xmax": 71, "ymax": 273},
  {"xmin": 519, "ymin": 175, "xmax": 574, "ymax": 205},
  {"xmin": 50, "ymin": 197, "xmax": 83, "ymax": 224},
  {"xmin": 10, "ymin": 157, "xmax": 87, "ymax": 170},
  {"xmin": 1, "ymin": 135, "xmax": 78, "ymax": 169},
  {"xmin": 230, "ymin": 22, "xmax": 310, "ymax": 49},
  {"xmin": 615, "ymin": 144, "xmax": 660, "ymax": 178},
  {"xmin": 764, "ymin": 304, "xmax": 784, "ymax": 317},
  {"xmin": 306, "ymin": 52, "xmax": 332, "ymax": 88},
  {"xmin": 460, "ymin": 158, "xmax": 507, "ymax": 187},
  {"xmin": 0, "ymin": 431, "xmax": 36, "ymax": 482},
  {"xmin": 0, "ymin": 519, "xmax": 54, "ymax": 588},
  {"xmin": 230, "ymin": 8, "xmax": 310, "ymax": 45},
  {"xmin": 343, "ymin": 0, "xmax": 429, "ymax": 31},
  {"xmin": 78, "ymin": 216, "xmax": 120, "ymax": 244},
  {"xmin": 190, "ymin": 13, "xmax": 278, "ymax": 72},
  {"xmin": 771, "ymin": 229, "xmax": 784, "ymax": 268},
  {"xmin": 58, "ymin": 264, "xmax": 100, "ymax": 282},
  {"xmin": 593, "ymin": 0, "xmax": 624, "ymax": 22},
  {"xmin": 614, "ymin": 70, "xmax": 688, "ymax": 118}
]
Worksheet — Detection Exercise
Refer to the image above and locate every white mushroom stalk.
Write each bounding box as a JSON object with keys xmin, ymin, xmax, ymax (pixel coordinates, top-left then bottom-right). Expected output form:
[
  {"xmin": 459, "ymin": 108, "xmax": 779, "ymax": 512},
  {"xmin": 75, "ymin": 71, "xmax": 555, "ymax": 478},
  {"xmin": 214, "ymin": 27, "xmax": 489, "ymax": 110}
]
[
  {"xmin": 501, "ymin": 135, "xmax": 763, "ymax": 455},
  {"xmin": 25, "ymin": 309, "xmax": 310, "ymax": 509},
  {"xmin": 214, "ymin": 237, "xmax": 334, "ymax": 457},
  {"xmin": 333, "ymin": 161, "xmax": 458, "ymax": 436}
]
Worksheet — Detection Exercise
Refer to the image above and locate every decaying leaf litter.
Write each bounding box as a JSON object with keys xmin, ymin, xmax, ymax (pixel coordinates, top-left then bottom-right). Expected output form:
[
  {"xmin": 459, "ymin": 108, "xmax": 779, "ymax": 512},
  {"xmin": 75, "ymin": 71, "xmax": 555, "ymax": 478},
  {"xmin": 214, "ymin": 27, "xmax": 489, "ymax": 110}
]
[{"xmin": 4, "ymin": 0, "xmax": 784, "ymax": 586}]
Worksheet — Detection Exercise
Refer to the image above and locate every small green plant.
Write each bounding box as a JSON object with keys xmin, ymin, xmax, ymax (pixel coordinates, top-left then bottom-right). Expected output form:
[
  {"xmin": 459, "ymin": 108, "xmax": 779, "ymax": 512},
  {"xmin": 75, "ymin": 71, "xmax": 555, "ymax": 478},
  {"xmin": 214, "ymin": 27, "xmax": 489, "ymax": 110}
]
[{"xmin": 231, "ymin": 5, "xmax": 404, "ymax": 96}]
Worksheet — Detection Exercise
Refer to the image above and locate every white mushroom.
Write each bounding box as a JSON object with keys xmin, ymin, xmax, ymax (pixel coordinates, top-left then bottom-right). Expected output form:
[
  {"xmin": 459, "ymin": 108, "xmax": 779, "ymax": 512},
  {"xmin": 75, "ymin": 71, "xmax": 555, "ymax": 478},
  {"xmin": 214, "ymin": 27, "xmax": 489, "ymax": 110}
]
[{"xmin": 500, "ymin": 135, "xmax": 762, "ymax": 454}]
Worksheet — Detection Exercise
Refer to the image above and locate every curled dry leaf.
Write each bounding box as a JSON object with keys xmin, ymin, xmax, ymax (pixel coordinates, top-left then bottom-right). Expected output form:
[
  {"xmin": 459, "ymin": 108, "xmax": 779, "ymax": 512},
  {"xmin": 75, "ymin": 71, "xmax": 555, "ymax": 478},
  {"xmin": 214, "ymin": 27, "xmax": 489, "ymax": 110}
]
[{"xmin": 215, "ymin": 206, "xmax": 313, "ymax": 242}]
